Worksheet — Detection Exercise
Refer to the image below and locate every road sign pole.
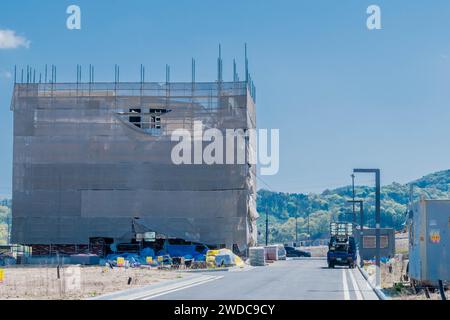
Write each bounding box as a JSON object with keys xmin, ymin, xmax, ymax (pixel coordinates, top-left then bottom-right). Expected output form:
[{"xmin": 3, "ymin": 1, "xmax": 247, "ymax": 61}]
[
  {"xmin": 375, "ymin": 169, "xmax": 381, "ymax": 288},
  {"xmin": 351, "ymin": 174, "xmax": 356, "ymax": 224},
  {"xmin": 360, "ymin": 201, "xmax": 364, "ymax": 233},
  {"xmin": 354, "ymin": 168, "xmax": 381, "ymax": 288},
  {"xmin": 265, "ymin": 208, "xmax": 269, "ymax": 246}
]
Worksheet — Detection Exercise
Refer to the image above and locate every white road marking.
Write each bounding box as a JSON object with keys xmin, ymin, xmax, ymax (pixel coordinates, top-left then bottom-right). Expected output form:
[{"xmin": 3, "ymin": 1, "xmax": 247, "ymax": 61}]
[
  {"xmin": 342, "ymin": 268, "xmax": 350, "ymax": 300},
  {"xmin": 348, "ymin": 269, "xmax": 363, "ymax": 300},
  {"xmin": 229, "ymin": 266, "xmax": 254, "ymax": 272},
  {"xmin": 137, "ymin": 275, "xmax": 223, "ymax": 300}
]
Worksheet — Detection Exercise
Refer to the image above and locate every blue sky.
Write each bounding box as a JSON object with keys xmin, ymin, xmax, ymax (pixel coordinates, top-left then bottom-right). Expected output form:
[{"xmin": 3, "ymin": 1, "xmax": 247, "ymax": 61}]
[{"xmin": 1, "ymin": 0, "xmax": 450, "ymax": 196}]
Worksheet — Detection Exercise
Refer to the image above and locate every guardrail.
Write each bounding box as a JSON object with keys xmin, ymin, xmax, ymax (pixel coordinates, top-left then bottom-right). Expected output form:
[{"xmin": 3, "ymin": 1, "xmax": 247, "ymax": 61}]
[{"xmin": 356, "ymin": 264, "xmax": 388, "ymax": 300}]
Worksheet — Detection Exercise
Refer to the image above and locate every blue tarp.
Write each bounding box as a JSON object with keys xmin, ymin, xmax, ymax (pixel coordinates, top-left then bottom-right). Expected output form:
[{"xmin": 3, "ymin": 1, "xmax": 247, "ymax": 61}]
[
  {"xmin": 103, "ymin": 245, "xmax": 207, "ymax": 266},
  {"xmin": 159, "ymin": 244, "xmax": 207, "ymax": 261},
  {"xmin": 365, "ymin": 257, "xmax": 391, "ymax": 264},
  {"xmin": 0, "ymin": 255, "xmax": 16, "ymax": 266},
  {"xmin": 140, "ymin": 247, "xmax": 155, "ymax": 258}
]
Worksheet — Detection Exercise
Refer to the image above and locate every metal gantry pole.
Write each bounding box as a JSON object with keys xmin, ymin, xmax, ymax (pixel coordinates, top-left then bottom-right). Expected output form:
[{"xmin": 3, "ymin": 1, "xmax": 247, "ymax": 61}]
[
  {"xmin": 375, "ymin": 169, "xmax": 381, "ymax": 287},
  {"xmin": 351, "ymin": 174, "xmax": 356, "ymax": 224},
  {"xmin": 353, "ymin": 168, "xmax": 381, "ymax": 287},
  {"xmin": 265, "ymin": 208, "xmax": 269, "ymax": 246},
  {"xmin": 359, "ymin": 201, "xmax": 364, "ymax": 234}
]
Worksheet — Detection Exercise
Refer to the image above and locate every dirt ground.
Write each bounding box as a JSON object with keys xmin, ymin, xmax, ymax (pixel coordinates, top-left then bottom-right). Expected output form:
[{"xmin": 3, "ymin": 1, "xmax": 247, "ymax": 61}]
[
  {"xmin": 381, "ymin": 259, "xmax": 448, "ymax": 300},
  {"xmin": 0, "ymin": 265, "xmax": 183, "ymax": 300},
  {"xmin": 386, "ymin": 285, "xmax": 445, "ymax": 300},
  {"xmin": 395, "ymin": 234, "xmax": 409, "ymax": 255}
]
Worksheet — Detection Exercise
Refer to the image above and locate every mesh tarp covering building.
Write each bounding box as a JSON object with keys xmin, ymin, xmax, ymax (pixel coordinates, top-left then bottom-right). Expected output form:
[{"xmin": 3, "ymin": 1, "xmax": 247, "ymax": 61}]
[{"xmin": 11, "ymin": 81, "xmax": 258, "ymax": 251}]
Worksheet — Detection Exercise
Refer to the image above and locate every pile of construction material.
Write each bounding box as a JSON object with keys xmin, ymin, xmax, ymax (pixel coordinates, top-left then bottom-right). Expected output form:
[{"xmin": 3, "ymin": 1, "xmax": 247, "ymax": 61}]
[
  {"xmin": 206, "ymin": 249, "xmax": 245, "ymax": 269},
  {"xmin": 262, "ymin": 245, "xmax": 287, "ymax": 262},
  {"xmin": 264, "ymin": 246, "xmax": 279, "ymax": 261},
  {"xmin": 19, "ymin": 244, "xmax": 248, "ymax": 271},
  {"xmin": 249, "ymin": 247, "xmax": 265, "ymax": 266},
  {"xmin": 102, "ymin": 245, "xmax": 207, "ymax": 269}
]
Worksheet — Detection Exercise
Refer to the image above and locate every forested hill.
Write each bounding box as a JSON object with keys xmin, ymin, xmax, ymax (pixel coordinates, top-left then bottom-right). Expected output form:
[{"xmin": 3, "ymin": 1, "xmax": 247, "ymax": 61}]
[{"xmin": 256, "ymin": 170, "xmax": 450, "ymax": 244}]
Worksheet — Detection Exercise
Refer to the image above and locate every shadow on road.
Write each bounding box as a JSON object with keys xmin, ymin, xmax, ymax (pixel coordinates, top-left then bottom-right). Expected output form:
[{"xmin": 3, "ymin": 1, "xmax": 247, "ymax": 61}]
[{"xmin": 319, "ymin": 266, "xmax": 351, "ymax": 269}]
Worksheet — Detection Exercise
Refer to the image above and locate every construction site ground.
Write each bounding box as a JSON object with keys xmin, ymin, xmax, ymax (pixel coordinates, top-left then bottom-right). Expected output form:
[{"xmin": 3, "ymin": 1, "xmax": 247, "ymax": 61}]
[
  {"xmin": 379, "ymin": 259, "xmax": 447, "ymax": 300},
  {"xmin": 0, "ymin": 265, "xmax": 184, "ymax": 300},
  {"xmin": 376, "ymin": 234, "xmax": 446, "ymax": 300}
]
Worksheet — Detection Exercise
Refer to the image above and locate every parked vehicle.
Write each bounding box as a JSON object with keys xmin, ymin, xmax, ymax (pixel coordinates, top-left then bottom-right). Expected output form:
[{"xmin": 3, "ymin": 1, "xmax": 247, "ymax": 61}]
[
  {"xmin": 284, "ymin": 246, "xmax": 311, "ymax": 257},
  {"xmin": 327, "ymin": 222, "xmax": 356, "ymax": 268}
]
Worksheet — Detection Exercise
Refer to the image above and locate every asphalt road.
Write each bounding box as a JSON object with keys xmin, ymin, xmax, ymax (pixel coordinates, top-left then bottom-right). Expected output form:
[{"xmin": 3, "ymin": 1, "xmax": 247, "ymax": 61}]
[{"xmin": 96, "ymin": 259, "xmax": 378, "ymax": 300}]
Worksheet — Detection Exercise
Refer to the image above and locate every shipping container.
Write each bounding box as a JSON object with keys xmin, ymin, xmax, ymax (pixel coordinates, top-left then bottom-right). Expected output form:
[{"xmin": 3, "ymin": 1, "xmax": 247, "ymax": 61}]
[{"xmin": 408, "ymin": 199, "xmax": 450, "ymax": 285}]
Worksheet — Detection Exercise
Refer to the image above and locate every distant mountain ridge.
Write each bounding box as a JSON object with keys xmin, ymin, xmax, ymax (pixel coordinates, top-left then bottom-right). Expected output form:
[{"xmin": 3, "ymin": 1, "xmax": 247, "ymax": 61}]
[{"xmin": 411, "ymin": 170, "xmax": 450, "ymax": 192}]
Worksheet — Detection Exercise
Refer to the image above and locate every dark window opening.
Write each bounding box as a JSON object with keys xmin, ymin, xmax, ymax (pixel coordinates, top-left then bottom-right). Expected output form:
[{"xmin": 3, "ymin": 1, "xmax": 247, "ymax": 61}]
[
  {"xmin": 129, "ymin": 108, "xmax": 142, "ymax": 128},
  {"xmin": 150, "ymin": 108, "xmax": 168, "ymax": 114},
  {"xmin": 127, "ymin": 108, "xmax": 171, "ymax": 134},
  {"xmin": 149, "ymin": 109, "xmax": 167, "ymax": 131}
]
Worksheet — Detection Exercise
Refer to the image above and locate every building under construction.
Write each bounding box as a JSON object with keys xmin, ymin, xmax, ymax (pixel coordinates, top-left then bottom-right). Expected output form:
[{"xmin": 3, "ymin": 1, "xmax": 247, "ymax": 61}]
[{"xmin": 10, "ymin": 60, "xmax": 258, "ymax": 256}]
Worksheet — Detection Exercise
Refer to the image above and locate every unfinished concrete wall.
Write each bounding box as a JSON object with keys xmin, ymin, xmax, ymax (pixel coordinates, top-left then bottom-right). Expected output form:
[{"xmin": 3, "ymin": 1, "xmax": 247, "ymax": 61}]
[{"xmin": 11, "ymin": 82, "xmax": 257, "ymax": 250}]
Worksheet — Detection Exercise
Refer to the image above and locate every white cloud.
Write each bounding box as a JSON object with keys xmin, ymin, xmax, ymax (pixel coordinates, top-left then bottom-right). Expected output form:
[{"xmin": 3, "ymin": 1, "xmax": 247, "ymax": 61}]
[
  {"xmin": 1, "ymin": 71, "xmax": 12, "ymax": 79},
  {"xmin": 0, "ymin": 29, "xmax": 30, "ymax": 49}
]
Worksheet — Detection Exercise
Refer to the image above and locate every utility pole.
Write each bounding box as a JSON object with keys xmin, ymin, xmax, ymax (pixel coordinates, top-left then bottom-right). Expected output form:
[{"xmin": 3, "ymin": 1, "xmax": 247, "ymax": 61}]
[
  {"xmin": 354, "ymin": 168, "xmax": 381, "ymax": 287},
  {"xmin": 347, "ymin": 199, "xmax": 364, "ymax": 264},
  {"xmin": 265, "ymin": 208, "xmax": 269, "ymax": 246},
  {"xmin": 347, "ymin": 200, "xmax": 364, "ymax": 233},
  {"xmin": 295, "ymin": 214, "xmax": 298, "ymax": 244},
  {"xmin": 307, "ymin": 212, "xmax": 310, "ymax": 246},
  {"xmin": 6, "ymin": 212, "xmax": 11, "ymax": 245}
]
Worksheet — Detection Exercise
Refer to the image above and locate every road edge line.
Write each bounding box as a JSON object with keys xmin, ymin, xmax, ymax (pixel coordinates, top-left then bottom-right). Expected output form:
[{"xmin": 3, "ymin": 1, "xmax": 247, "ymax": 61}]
[
  {"xmin": 342, "ymin": 268, "xmax": 350, "ymax": 300},
  {"xmin": 90, "ymin": 274, "xmax": 208, "ymax": 300},
  {"xmin": 140, "ymin": 275, "xmax": 223, "ymax": 300},
  {"xmin": 128, "ymin": 275, "xmax": 221, "ymax": 300},
  {"xmin": 348, "ymin": 268, "xmax": 363, "ymax": 300}
]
